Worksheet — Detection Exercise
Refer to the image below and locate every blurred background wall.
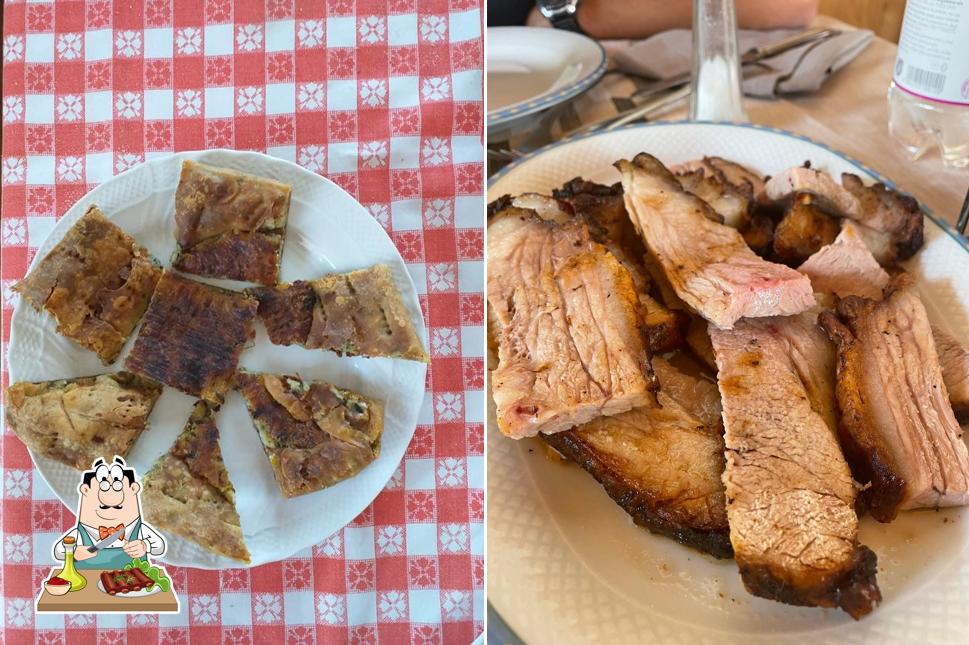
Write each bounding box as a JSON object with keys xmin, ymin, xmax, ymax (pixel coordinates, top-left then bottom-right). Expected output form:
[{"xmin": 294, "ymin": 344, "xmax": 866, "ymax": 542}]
[{"xmin": 819, "ymin": 0, "xmax": 906, "ymax": 42}]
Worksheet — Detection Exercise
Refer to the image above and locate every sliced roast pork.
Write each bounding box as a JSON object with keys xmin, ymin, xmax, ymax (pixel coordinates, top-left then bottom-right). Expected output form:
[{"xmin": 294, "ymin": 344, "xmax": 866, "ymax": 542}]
[
  {"xmin": 676, "ymin": 167, "xmax": 750, "ymax": 229},
  {"xmin": 762, "ymin": 166, "xmax": 923, "ymax": 262},
  {"xmin": 819, "ymin": 273, "xmax": 969, "ymax": 521},
  {"xmin": 488, "ymin": 212, "xmax": 657, "ymax": 439},
  {"xmin": 797, "ymin": 221, "xmax": 889, "ymax": 299},
  {"xmin": 772, "ymin": 193, "xmax": 840, "ymax": 266},
  {"xmin": 934, "ymin": 327, "xmax": 969, "ymax": 424},
  {"xmin": 616, "ymin": 153, "xmax": 815, "ymax": 329},
  {"xmin": 798, "ymin": 224, "xmax": 968, "ymax": 420},
  {"xmin": 543, "ymin": 356, "xmax": 730, "ymax": 558},
  {"xmin": 711, "ymin": 313, "xmax": 879, "ymax": 619}
]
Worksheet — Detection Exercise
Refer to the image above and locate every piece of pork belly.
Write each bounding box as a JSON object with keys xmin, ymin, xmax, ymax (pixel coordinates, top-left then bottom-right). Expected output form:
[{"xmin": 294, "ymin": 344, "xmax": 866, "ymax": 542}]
[
  {"xmin": 772, "ymin": 193, "xmax": 840, "ymax": 266},
  {"xmin": 934, "ymin": 327, "xmax": 969, "ymax": 424},
  {"xmin": 672, "ymin": 156, "xmax": 766, "ymax": 197},
  {"xmin": 616, "ymin": 153, "xmax": 815, "ymax": 329},
  {"xmin": 798, "ymin": 226, "xmax": 968, "ymax": 422},
  {"xmin": 762, "ymin": 166, "xmax": 924, "ymax": 262},
  {"xmin": 797, "ymin": 221, "xmax": 889, "ymax": 299},
  {"xmin": 676, "ymin": 168, "xmax": 750, "ymax": 229},
  {"xmin": 488, "ymin": 213, "xmax": 657, "ymax": 438},
  {"xmin": 542, "ymin": 356, "xmax": 730, "ymax": 558},
  {"xmin": 711, "ymin": 314, "xmax": 880, "ymax": 618},
  {"xmin": 819, "ymin": 273, "xmax": 969, "ymax": 521}
]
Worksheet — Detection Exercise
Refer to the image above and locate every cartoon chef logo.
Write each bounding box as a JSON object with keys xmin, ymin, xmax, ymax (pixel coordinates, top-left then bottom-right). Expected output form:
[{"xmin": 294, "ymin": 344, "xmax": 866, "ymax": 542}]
[
  {"xmin": 55, "ymin": 456, "xmax": 165, "ymax": 568},
  {"xmin": 37, "ymin": 456, "xmax": 178, "ymax": 614}
]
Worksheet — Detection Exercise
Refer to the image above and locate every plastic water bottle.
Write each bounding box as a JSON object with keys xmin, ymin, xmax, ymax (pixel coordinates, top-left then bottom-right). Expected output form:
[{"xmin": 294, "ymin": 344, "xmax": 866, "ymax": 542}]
[{"xmin": 887, "ymin": 0, "xmax": 969, "ymax": 168}]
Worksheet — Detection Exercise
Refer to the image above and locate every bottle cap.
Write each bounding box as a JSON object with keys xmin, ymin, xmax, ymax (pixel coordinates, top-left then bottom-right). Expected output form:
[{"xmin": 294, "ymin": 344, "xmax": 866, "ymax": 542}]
[{"xmin": 63, "ymin": 536, "xmax": 75, "ymax": 544}]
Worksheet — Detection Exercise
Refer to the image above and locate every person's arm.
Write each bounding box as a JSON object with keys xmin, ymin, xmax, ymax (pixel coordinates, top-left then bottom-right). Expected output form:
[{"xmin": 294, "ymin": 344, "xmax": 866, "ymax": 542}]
[
  {"xmin": 136, "ymin": 523, "xmax": 167, "ymax": 557},
  {"xmin": 529, "ymin": 0, "xmax": 818, "ymax": 40}
]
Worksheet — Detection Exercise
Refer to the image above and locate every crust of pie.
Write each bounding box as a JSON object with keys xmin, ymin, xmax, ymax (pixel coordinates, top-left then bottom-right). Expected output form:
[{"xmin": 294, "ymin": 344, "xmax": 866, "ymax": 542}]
[
  {"xmin": 172, "ymin": 160, "xmax": 291, "ymax": 285},
  {"xmin": 3, "ymin": 372, "xmax": 163, "ymax": 470},
  {"xmin": 141, "ymin": 402, "xmax": 250, "ymax": 563},
  {"xmin": 236, "ymin": 371, "xmax": 384, "ymax": 498},
  {"xmin": 13, "ymin": 205, "xmax": 162, "ymax": 364},
  {"xmin": 125, "ymin": 271, "xmax": 257, "ymax": 403}
]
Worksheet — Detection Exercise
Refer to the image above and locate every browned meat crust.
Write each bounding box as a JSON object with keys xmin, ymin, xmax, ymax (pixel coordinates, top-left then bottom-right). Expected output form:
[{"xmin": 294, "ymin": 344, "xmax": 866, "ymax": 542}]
[
  {"xmin": 3, "ymin": 372, "xmax": 162, "ymax": 470},
  {"xmin": 819, "ymin": 274, "xmax": 969, "ymax": 521},
  {"xmin": 841, "ymin": 173, "xmax": 923, "ymax": 262},
  {"xmin": 236, "ymin": 372, "xmax": 383, "ymax": 498},
  {"xmin": 13, "ymin": 205, "xmax": 162, "ymax": 364},
  {"xmin": 772, "ymin": 193, "xmax": 840, "ymax": 266},
  {"xmin": 124, "ymin": 271, "xmax": 257, "ymax": 403},
  {"xmin": 711, "ymin": 312, "xmax": 880, "ymax": 618},
  {"xmin": 640, "ymin": 292, "xmax": 689, "ymax": 353},
  {"xmin": 172, "ymin": 160, "xmax": 291, "ymax": 285},
  {"xmin": 250, "ymin": 280, "xmax": 316, "ymax": 345},
  {"xmin": 616, "ymin": 153, "xmax": 815, "ymax": 329},
  {"xmin": 675, "ymin": 167, "xmax": 751, "ymax": 228},
  {"xmin": 934, "ymin": 326, "xmax": 969, "ymax": 424},
  {"xmin": 488, "ymin": 213, "xmax": 657, "ymax": 438},
  {"xmin": 141, "ymin": 401, "xmax": 250, "ymax": 562},
  {"xmin": 542, "ymin": 356, "xmax": 730, "ymax": 558},
  {"xmin": 739, "ymin": 213, "xmax": 775, "ymax": 257}
]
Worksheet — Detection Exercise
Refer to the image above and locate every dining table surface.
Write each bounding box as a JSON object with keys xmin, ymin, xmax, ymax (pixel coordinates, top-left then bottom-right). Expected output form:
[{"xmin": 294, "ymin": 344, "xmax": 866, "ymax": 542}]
[{"xmin": 0, "ymin": 1, "xmax": 484, "ymax": 643}]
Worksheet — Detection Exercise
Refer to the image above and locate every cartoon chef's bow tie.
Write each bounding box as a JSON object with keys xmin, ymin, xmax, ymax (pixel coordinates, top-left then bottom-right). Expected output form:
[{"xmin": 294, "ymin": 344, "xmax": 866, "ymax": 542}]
[{"xmin": 98, "ymin": 524, "xmax": 125, "ymax": 540}]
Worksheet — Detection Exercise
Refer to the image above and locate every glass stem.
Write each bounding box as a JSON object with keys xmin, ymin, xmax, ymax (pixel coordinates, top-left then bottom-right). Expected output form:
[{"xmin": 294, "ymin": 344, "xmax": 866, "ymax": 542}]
[{"xmin": 690, "ymin": 0, "xmax": 748, "ymax": 122}]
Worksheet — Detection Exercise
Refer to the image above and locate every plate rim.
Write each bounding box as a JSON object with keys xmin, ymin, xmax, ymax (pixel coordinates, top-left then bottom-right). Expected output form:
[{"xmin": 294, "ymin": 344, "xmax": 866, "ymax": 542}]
[
  {"xmin": 6, "ymin": 148, "xmax": 428, "ymax": 569},
  {"xmin": 488, "ymin": 120, "xmax": 969, "ymax": 256},
  {"xmin": 486, "ymin": 26, "xmax": 608, "ymax": 127}
]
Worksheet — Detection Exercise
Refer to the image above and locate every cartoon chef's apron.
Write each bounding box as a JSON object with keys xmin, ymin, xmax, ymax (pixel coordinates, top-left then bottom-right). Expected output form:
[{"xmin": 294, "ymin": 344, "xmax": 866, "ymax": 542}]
[{"xmin": 75, "ymin": 519, "xmax": 142, "ymax": 569}]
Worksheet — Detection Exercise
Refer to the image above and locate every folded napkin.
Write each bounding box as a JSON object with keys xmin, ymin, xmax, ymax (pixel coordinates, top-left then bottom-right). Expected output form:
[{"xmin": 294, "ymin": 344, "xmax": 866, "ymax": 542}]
[{"xmin": 613, "ymin": 28, "xmax": 874, "ymax": 98}]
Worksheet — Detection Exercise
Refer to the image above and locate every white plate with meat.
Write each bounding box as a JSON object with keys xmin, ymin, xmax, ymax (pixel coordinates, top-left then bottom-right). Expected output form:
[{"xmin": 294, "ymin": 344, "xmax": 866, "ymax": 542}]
[{"xmin": 486, "ymin": 122, "xmax": 969, "ymax": 643}]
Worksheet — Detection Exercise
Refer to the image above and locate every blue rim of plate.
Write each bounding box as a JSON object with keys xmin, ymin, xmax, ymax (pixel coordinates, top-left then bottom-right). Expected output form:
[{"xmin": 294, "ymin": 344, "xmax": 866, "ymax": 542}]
[
  {"xmin": 488, "ymin": 120, "xmax": 969, "ymax": 254},
  {"xmin": 487, "ymin": 31, "xmax": 608, "ymax": 128}
]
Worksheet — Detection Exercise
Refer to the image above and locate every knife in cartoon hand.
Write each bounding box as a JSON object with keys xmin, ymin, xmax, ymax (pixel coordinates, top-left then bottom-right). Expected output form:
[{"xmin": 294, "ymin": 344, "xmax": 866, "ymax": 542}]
[{"xmin": 86, "ymin": 526, "xmax": 126, "ymax": 552}]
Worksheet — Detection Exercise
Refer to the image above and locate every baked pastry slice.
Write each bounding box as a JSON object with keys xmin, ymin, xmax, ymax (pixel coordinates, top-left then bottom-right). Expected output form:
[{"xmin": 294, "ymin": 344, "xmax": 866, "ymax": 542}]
[
  {"xmin": 125, "ymin": 271, "xmax": 257, "ymax": 404},
  {"xmin": 250, "ymin": 264, "xmax": 428, "ymax": 362},
  {"xmin": 14, "ymin": 205, "xmax": 162, "ymax": 364},
  {"xmin": 141, "ymin": 402, "xmax": 250, "ymax": 563},
  {"xmin": 172, "ymin": 160, "xmax": 291, "ymax": 285},
  {"xmin": 4, "ymin": 372, "xmax": 162, "ymax": 470},
  {"xmin": 236, "ymin": 371, "xmax": 384, "ymax": 498}
]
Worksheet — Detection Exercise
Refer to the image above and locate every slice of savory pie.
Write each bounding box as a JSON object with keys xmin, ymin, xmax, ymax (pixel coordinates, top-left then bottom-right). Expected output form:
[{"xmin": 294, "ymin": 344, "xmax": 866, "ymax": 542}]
[
  {"xmin": 250, "ymin": 264, "xmax": 428, "ymax": 362},
  {"xmin": 125, "ymin": 271, "xmax": 257, "ymax": 404},
  {"xmin": 236, "ymin": 371, "xmax": 384, "ymax": 498},
  {"xmin": 172, "ymin": 160, "xmax": 291, "ymax": 285},
  {"xmin": 14, "ymin": 205, "xmax": 162, "ymax": 364},
  {"xmin": 4, "ymin": 372, "xmax": 162, "ymax": 470},
  {"xmin": 141, "ymin": 402, "xmax": 250, "ymax": 563}
]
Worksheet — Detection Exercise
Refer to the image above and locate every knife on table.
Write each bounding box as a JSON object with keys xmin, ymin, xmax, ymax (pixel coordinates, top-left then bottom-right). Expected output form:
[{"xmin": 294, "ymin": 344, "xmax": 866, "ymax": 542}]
[{"xmin": 86, "ymin": 526, "xmax": 126, "ymax": 553}]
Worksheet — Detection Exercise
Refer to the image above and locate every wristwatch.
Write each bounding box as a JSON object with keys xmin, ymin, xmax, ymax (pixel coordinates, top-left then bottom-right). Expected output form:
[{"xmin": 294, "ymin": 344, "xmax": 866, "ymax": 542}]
[{"xmin": 537, "ymin": 0, "xmax": 584, "ymax": 35}]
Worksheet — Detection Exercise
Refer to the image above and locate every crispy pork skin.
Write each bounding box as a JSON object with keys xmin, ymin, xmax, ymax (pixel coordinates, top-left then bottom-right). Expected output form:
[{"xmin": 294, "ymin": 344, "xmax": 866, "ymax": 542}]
[
  {"xmin": 711, "ymin": 314, "xmax": 880, "ymax": 618},
  {"xmin": 488, "ymin": 213, "xmax": 657, "ymax": 438},
  {"xmin": 841, "ymin": 174, "xmax": 923, "ymax": 261},
  {"xmin": 772, "ymin": 193, "xmax": 840, "ymax": 266},
  {"xmin": 819, "ymin": 274, "xmax": 969, "ymax": 521},
  {"xmin": 934, "ymin": 327, "xmax": 969, "ymax": 424},
  {"xmin": 762, "ymin": 166, "xmax": 924, "ymax": 262},
  {"xmin": 616, "ymin": 153, "xmax": 815, "ymax": 329},
  {"xmin": 798, "ymin": 221, "xmax": 889, "ymax": 299},
  {"xmin": 542, "ymin": 356, "xmax": 730, "ymax": 558}
]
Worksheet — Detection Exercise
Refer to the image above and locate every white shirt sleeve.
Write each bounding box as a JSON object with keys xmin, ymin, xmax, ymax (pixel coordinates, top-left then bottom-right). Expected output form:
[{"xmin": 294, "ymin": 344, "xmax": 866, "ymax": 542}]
[
  {"xmin": 138, "ymin": 522, "xmax": 166, "ymax": 557},
  {"xmin": 52, "ymin": 528, "xmax": 80, "ymax": 561}
]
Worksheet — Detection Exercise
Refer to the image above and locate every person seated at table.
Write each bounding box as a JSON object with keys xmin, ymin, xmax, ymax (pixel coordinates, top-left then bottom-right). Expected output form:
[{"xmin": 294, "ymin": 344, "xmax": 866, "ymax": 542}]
[{"xmin": 489, "ymin": 0, "xmax": 818, "ymax": 39}]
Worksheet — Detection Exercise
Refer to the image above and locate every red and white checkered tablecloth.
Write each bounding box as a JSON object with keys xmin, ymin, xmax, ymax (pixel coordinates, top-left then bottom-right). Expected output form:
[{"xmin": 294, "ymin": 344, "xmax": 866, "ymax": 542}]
[{"xmin": 0, "ymin": 1, "xmax": 483, "ymax": 642}]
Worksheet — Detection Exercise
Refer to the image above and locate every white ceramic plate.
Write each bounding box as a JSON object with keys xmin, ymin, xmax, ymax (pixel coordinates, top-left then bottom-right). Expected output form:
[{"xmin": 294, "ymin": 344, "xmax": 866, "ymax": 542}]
[
  {"xmin": 7, "ymin": 149, "xmax": 428, "ymax": 569},
  {"xmin": 487, "ymin": 122, "xmax": 969, "ymax": 644},
  {"xmin": 487, "ymin": 26, "xmax": 607, "ymax": 130},
  {"xmin": 97, "ymin": 578, "xmax": 162, "ymax": 598}
]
